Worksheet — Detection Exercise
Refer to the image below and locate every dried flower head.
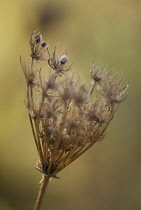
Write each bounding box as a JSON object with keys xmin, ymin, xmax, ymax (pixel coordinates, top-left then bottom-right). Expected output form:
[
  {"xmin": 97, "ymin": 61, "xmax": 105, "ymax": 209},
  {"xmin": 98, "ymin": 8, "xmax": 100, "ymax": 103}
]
[
  {"xmin": 90, "ymin": 62, "xmax": 112, "ymax": 82},
  {"xmin": 30, "ymin": 30, "xmax": 49, "ymax": 61},
  {"xmin": 48, "ymin": 47, "xmax": 71, "ymax": 76},
  {"xmin": 21, "ymin": 31, "xmax": 128, "ymax": 180}
]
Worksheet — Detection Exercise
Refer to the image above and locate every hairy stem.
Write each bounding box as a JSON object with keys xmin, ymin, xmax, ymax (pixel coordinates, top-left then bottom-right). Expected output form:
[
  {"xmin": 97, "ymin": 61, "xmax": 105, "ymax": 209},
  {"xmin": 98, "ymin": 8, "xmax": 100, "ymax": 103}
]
[{"xmin": 34, "ymin": 175, "xmax": 50, "ymax": 210}]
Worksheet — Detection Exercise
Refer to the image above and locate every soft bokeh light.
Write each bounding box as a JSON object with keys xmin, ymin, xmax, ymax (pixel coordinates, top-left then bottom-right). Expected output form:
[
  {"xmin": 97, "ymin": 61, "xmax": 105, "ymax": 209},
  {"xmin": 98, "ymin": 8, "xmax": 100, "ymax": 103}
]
[{"xmin": 0, "ymin": 0, "xmax": 141, "ymax": 209}]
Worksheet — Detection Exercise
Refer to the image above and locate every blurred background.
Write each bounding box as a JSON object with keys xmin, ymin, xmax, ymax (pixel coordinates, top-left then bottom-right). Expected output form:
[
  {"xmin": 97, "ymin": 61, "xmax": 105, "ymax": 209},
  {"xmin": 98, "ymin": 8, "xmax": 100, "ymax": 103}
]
[{"xmin": 0, "ymin": 0, "xmax": 141, "ymax": 209}]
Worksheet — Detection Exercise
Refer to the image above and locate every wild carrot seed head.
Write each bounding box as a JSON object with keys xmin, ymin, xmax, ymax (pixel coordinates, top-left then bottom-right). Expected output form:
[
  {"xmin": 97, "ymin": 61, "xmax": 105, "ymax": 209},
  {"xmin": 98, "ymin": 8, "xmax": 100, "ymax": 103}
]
[{"xmin": 21, "ymin": 31, "xmax": 128, "ymax": 178}]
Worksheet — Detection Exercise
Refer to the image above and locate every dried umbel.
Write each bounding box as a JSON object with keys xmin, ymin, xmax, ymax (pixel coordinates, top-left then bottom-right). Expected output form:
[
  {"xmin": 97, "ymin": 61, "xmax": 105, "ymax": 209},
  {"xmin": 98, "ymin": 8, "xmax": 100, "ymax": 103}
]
[{"xmin": 21, "ymin": 30, "xmax": 128, "ymax": 210}]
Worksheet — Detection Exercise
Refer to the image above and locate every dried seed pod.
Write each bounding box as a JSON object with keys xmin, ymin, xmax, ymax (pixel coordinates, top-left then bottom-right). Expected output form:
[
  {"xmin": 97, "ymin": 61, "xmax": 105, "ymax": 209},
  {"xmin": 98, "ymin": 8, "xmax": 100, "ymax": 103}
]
[
  {"xmin": 60, "ymin": 54, "xmax": 68, "ymax": 64},
  {"xmin": 41, "ymin": 41, "xmax": 48, "ymax": 48},
  {"xmin": 35, "ymin": 34, "xmax": 42, "ymax": 44}
]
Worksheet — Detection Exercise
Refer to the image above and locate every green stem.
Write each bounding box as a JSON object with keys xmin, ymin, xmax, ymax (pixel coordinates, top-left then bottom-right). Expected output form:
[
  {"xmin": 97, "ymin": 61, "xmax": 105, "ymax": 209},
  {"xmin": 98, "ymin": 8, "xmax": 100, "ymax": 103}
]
[{"xmin": 34, "ymin": 175, "xmax": 50, "ymax": 210}]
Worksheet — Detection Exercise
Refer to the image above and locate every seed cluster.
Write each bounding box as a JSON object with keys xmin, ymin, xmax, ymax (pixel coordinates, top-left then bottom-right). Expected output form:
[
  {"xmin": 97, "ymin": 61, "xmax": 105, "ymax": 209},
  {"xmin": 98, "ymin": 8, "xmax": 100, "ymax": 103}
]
[{"xmin": 21, "ymin": 31, "xmax": 128, "ymax": 178}]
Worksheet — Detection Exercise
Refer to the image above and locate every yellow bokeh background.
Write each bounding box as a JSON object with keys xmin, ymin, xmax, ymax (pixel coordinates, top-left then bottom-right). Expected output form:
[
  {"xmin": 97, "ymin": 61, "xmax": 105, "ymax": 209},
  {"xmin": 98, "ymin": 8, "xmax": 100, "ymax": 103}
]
[{"xmin": 0, "ymin": 0, "xmax": 141, "ymax": 209}]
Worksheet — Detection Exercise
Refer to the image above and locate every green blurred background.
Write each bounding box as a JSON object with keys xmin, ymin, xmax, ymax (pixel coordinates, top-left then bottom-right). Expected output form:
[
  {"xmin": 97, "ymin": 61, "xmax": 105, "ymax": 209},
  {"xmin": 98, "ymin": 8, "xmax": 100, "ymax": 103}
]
[{"xmin": 0, "ymin": 0, "xmax": 141, "ymax": 209}]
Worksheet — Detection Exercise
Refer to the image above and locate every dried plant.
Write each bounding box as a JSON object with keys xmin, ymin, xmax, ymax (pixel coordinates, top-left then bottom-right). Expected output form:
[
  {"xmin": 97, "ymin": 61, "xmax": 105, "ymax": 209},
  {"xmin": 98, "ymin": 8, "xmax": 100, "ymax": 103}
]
[{"xmin": 21, "ymin": 30, "xmax": 128, "ymax": 210}]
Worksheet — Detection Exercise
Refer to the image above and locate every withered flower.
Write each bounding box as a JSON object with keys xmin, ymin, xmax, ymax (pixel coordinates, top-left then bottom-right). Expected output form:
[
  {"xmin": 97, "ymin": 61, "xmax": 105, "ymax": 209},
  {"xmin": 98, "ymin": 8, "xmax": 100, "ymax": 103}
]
[
  {"xmin": 90, "ymin": 62, "xmax": 112, "ymax": 82},
  {"xmin": 100, "ymin": 75, "xmax": 128, "ymax": 105},
  {"xmin": 21, "ymin": 31, "xmax": 128, "ymax": 210},
  {"xmin": 30, "ymin": 30, "xmax": 49, "ymax": 61},
  {"xmin": 48, "ymin": 47, "xmax": 71, "ymax": 76}
]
